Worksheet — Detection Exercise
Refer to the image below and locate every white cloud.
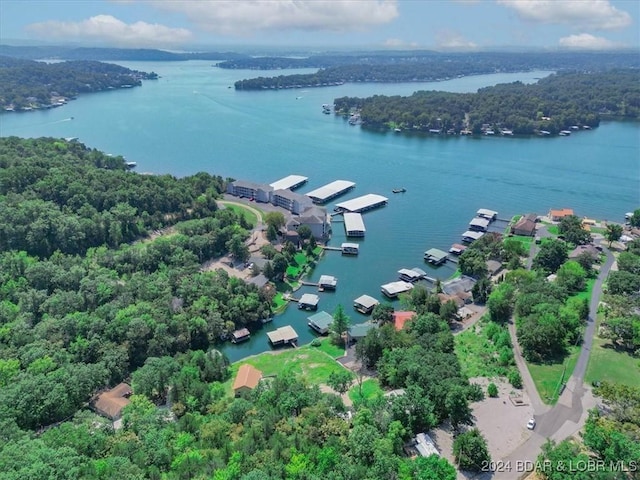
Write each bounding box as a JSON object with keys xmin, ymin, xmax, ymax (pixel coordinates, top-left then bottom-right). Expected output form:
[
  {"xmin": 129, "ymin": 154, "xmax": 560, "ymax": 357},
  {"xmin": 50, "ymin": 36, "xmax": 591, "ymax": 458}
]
[
  {"xmin": 383, "ymin": 38, "xmax": 419, "ymax": 48},
  {"xmin": 435, "ymin": 30, "xmax": 477, "ymax": 49},
  {"xmin": 558, "ymin": 33, "xmax": 620, "ymax": 49},
  {"xmin": 148, "ymin": 0, "xmax": 399, "ymax": 35},
  {"xmin": 497, "ymin": 0, "xmax": 632, "ymax": 30},
  {"xmin": 26, "ymin": 15, "xmax": 193, "ymax": 47}
]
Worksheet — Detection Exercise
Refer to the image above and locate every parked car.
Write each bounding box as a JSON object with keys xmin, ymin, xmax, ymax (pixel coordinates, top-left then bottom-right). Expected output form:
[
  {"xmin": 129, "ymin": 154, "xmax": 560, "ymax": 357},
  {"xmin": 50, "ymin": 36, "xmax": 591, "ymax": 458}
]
[{"xmin": 527, "ymin": 418, "xmax": 536, "ymax": 430}]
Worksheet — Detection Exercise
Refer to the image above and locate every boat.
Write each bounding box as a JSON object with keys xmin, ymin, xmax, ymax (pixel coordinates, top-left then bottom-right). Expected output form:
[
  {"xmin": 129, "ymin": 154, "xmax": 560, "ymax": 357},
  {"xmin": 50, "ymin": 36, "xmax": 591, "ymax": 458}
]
[
  {"xmin": 125, "ymin": 161, "xmax": 137, "ymax": 169},
  {"xmin": 392, "ymin": 188, "xmax": 406, "ymax": 193},
  {"xmin": 394, "ymin": 128, "xmax": 402, "ymax": 133}
]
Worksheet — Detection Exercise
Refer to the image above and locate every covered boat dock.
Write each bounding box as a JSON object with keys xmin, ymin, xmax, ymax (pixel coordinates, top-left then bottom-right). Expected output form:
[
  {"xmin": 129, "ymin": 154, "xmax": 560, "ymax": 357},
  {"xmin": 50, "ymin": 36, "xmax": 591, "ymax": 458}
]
[
  {"xmin": 305, "ymin": 180, "xmax": 355, "ymax": 204},
  {"xmin": 424, "ymin": 248, "xmax": 449, "ymax": 265},
  {"xmin": 354, "ymin": 294, "xmax": 379, "ymax": 314},
  {"xmin": 343, "ymin": 212, "xmax": 366, "ymax": 237},
  {"xmin": 334, "ymin": 194, "xmax": 388, "ymax": 213},
  {"xmin": 381, "ymin": 281, "xmax": 414, "ymax": 298},
  {"xmin": 269, "ymin": 175, "xmax": 308, "ymax": 191},
  {"xmin": 267, "ymin": 325, "xmax": 299, "ymax": 347},
  {"xmin": 308, "ymin": 311, "xmax": 334, "ymax": 335}
]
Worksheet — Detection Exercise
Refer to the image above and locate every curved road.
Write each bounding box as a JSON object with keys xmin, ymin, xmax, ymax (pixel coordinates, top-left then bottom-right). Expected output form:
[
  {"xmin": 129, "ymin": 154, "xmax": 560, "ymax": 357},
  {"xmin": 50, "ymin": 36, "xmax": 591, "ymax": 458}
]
[{"xmin": 484, "ymin": 241, "xmax": 615, "ymax": 479}]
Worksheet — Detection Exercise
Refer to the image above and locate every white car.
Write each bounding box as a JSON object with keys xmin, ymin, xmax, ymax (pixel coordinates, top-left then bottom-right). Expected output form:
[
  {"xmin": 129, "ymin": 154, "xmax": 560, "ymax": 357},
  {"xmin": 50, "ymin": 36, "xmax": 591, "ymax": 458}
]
[{"xmin": 527, "ymin": 418, "xmax": 536, "ymax": 430}]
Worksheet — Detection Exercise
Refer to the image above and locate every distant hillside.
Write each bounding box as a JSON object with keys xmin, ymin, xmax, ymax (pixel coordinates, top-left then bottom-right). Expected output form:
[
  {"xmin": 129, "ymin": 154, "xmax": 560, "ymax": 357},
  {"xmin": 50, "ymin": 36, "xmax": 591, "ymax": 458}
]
[
  {"xmin": 0, "ymin": 56, "xmax": 158, "ymax": 111},
  {"xmin": 0, "ymin": 45, "xmax": 249, "ymax": 62}
]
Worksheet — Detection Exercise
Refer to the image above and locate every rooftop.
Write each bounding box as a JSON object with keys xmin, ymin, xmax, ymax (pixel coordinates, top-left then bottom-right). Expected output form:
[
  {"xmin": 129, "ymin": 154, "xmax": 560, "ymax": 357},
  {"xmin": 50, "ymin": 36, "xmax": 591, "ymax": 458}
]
[
  {"xmin": 269, "ymin": 175, "xmax": 308, "ymax": 191},
  {"xmin": 343, "ymin": 212, "xmax": 366, "ymax": 233},
  {"xmin": 307, "ymin": 311, "xmax": 334, "ymax": 330},
  {"xmin": 462, "ymin": 230, "xmax": 485, "ymax": 241},
  {"xmin": 477, "ymin": 208, "xmax": 498, "ymax": 219},
  {"xmin": 299, "ymin": 293, "xmax": 320, "ymax": 306},
  {"xmin": 305, "ymin": 180, "xmax": 355, "ymax": 202},
  {"xmin": 93, "ymin": 383, "xmax": 132, "ymax": 420},
  {"xmin": 469, "ymin": 217, "xmax": 491, "ymax": 229},
  {"xmin": 398, "ymin": 268, "xmax": 422, "ymax": 280},
  {"xmin": 349, "ymin": 322, "xmax": 375, "ymax": 339},
  {"xmin": 549, "ymin": 208, "xmax": 574, "ymax": 218},
  {"xmin": 232, "ymin": 328, "xmax": 250, "ymax": 340},
  {"xmin": 424, "ymin": 248, "xmax": 449, "ymax": 261},
  {"xmin": 334, "ymin": 193, "xmax": 388, "ymax": 213},
  {"xmin": 318, "ymin": 275, "xmax": 337, "ymax": 287},
  {"xmin": 267, "ymin": 325, "xmax": 298, "ymax": 344},
  {"xmin": 232, "ymin": 179, "xmax": 272, "ymax": 192},
  {"xmin": 381, "ymin": 281, "xmax": 414, "ymax": 296},
  {"xmin": 354, "ymin": 294, "xmax": 379, "ymax": 309},
  {"xmin": 232, "ymin": 364, "xmax": 263, "ymax": 392},
  {"xmin": 393, "ymin": 311, "xmax": 416, "ymax": 331},
  {"xmin": 342, "ymin": 242, "xmax": 360, "ymax": 249}
]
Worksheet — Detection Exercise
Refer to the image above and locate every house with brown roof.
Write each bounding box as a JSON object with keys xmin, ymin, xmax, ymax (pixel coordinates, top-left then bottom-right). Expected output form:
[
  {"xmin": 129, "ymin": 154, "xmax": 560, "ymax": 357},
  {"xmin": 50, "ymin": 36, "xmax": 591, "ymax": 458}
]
[
  {"xmin": 569, "ymin": 244, "xmax": 600, "ymax": 261},
  {"xmin": 393, "ymin": 311, "xmax": 416, "ymax": 331},
  {"xmin": 232, "ymin": 364, "xmax": 263, "ymax": 397},
  {"xmin": 548, "ymin": 208, "xmax": 574, "ymax": 221},
  {"xmin": 511, "ymin": 214, "xmax": 537, "ymax": 236},
  {"xmin": 92, "ymin": 383, "xmax": 132, "ymax": 420}
]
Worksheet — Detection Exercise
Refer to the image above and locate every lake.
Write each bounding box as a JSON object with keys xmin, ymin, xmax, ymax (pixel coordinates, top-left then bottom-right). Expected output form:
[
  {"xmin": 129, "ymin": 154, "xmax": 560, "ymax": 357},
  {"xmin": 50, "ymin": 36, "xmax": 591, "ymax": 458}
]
[{"xmin": 1, "ymin": 61, "xmax": 638, "ymax": 362}]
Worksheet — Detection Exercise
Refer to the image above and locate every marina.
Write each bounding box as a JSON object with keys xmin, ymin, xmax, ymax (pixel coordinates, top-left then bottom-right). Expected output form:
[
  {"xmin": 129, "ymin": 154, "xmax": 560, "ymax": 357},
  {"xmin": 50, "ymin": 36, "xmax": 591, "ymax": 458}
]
[
  {"xmin": 305, "ymin": 180, "xmax": 355, "ymax": 204},
  {"xmin": 334, "ymin": 193, "xmax": 388, "ymax": 213},
  {"xmin": 343, "ymin": 212, "xmax": 366, "ymax": 237}
]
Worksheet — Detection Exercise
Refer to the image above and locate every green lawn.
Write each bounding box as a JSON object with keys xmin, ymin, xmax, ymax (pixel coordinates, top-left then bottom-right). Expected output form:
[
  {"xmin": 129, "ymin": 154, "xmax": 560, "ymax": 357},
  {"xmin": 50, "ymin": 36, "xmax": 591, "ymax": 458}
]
[
  {"xmin": 585, "ymin": 314, "xmax": 640, "ymax": 387},
  {"xmin": 455, "ymin": 319, "xmax": 516, "ymax": 379},
  {"xmin": 526, "ymin": 346, "xmax": 580, "ymax": 404},
  {"xmin": 348, "ymin": 378, "xmax": 384, "ymax": 404},
  {"xmin": 547, "ymin": 225, "xmax": 560, "ymax": 236},
  {"xmin": 314, "ymin": 337, "xmax": 346, "ymax": 359},
  {"xmin": 224, "ymin": 345, "xmax": 346, "ymax": 396},
  {"xmin": 574, "ymin": 278, "xmax": 596, "ymax": 302},
  {"xmin": 509, "ymin": 235, "xmax": 534, "ymax": 252},
  {"xmin": 224, "ymin": 204, "xmax": 259, "ymax": 227}
]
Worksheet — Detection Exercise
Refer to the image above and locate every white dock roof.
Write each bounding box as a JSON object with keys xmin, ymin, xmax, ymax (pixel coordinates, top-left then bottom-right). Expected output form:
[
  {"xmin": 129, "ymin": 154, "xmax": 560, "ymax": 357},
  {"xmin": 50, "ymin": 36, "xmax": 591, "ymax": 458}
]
[
  {"xmin": 269, "ymin": 175, "xmax": 308, "ymax": 191},
  {"xmin": 381, "ymin": 281, "xmax": 414, "ymax": 296},
  {"xmin": 334, "ymin": 194, "xmax": 388, "ymax": 213},
  {"xmin": 299, "ymin": 293, "xmax": 320, "ymax": 306},
  {"xmin": 267, "ymin": 325, "xmax": 298, "ymax": 344},
  {"xmin": 318, "ymin": 275, "xmax": 337, "ymax": 286},
  {"xmin": 462, "ymin": 230, "xmax": 485, "ymax": 241},
  {"xmin": 354, "ymin": 295, "xmax": 379, "ymax": 309},
  {"xmin": 398, "ymin": 268, "xmax": 421, "ymax": 280},
  {"xmin": 343, "ymin": 212, "xmax": 366, "ymax": 233},
  {"xmin": 342, "ymin": 242, "xmax": 360, "ymax": 249},
  {"xmin": 469, "ymin": 217, "xmax": 490, "ymax": 229},
  {"xmin": 424, "ymin": 248, "xmax": 449, "ymax": 261},
  {"xmin": 305, "ymin": 180, "xmax": 355, "ymax": 202},
  {"xmin": 477, "ymin": 208, "xmax": 498, "ymax": 219}
]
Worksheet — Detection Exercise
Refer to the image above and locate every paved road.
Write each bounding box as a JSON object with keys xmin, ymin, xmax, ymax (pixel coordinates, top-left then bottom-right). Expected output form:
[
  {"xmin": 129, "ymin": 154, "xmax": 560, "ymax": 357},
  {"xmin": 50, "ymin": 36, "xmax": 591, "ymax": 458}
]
[{"xmin": 479, "ymin": 240, "xmax": 615, "ymax": 479}]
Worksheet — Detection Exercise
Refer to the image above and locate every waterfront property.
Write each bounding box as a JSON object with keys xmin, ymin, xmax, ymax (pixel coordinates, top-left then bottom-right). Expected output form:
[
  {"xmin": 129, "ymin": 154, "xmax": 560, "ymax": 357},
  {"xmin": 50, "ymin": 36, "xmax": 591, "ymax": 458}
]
[
  {"xmin": 298, "ymin": 293, "xmax": 320, "ymax": 310},
  {"xmin": 548, "ymin": 208, "xmax": 574, "ymax": 221},
  {"xmin": 381, "ymin": 281, "xmax": 414, "ymax": 298},
  {"xmin": 318, "ymin": 275, "xmax": 338, "ymax": 290},
  {"xmin": 272, "ymin": 189, "xmax": 314, "ymax": 214},
  {"xmin": 461, "ymin": 230, "xmax": 485, "ymax": 243},
  {"xmin": 469, "ymin": 217, "xmax": 491, "ymax": 232},
  {"xmin": 231, "ymin": 328, "xmax": 251, "ymax": 344},
  {"xmin": 511, "ymin": 213, "xmax": 538, "ymax": 236},
  {"xmin": 287, "ymin": 206, "xmax": 331, "ymax": 240},
  {"xmin": 269, "ymin": 175, "xmax": 308, "ymax": 191},
  {"xmin": 343, "ymin": 212, "xmax": 366, "ymax": 237},
  {"xmin": 477, "ymin": 208, "xmax": 498, "ymax": 221},
  {"xmin": 232, "ymin": 364, "xmax": 263, "ymax": 397},
  {"xmin": 341, "ymin": 242, "xmax": 360, "ymax": 255},
  {"xmin": 348, "ymin": 322, "xmax": 375, "ymax": 342},
  {"xmin": 449, "ymin": 243, "xmax": 467, "ymax": 255},
  {"xmin": 305, "ymin": 180, "xmax": 355, "ymax": 204},
  {"xmin": 308, "ymin": 311, "xmax": 334, "ymax": 335},
  {"xmin": 424, "ymin": 248, "xmax": 449, "ymax": 265},
  {"xmin": 226, "ymin": 180, "xmax": 273, "ymax": 203},
  {"xmin": 334, "ymin": 193, "xmax": 388, "ymax": 213},
  {"xmin": 353, "ymin": 294, "xmax": 379, "ymax": 314},
  {"xmin": 393, "ymin": 311, "xmax": 416, "ymax": 331},
  {"xmin": 398, "ymin": 268, "xmax": 424, "ymax": 282},
  {"xmin": 267, "ymin": 325, "xmax": 299, "ymax": 347}
]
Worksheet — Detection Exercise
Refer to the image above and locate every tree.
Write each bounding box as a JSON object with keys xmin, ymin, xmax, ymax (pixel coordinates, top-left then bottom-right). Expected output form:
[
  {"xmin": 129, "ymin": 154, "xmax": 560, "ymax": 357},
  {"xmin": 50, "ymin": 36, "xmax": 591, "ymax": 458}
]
[
  {"xmin": 264, "ymin": 211, "xmax": 285, "ymax": 231},
  {"xmin": 487, "ymin": 383, "xmax": 498, "ymax": 397},
  {"xmin": 607, "ymin": 270, "xmax": 640, "ymax": 295},
  {"xmin": 372, "ymin": 303, "xmax": 394, "ymax": 325},
  {"xmin": 296, "ymin": 225, "xmax": 312, "ymax": 240},
  {"xmin": 487, "ymin": 282, "xmax": 515, "ymax": 323},
  {"xmin": 556, "ymin": 260, "xmax": 586, "ymax": 294},
  {"xmin": 445, "ymin": 385, "xmax": 473, "ymax": 429},
  {"xmin": 558, "ymin": 215, "xmax": 591, "ymax": 245},
  {"xmin": 629, "ymin": 209, "xmax": 640, "ymax": 228},
  {"xmin": 326, "ymin": 369, "xmax": 353, "ymax": 395},
  {"xmin": 453, "ymin": 428, "xmax": 491, "ymax": 472},
  {"xmin": 330, "ymin": 304, "xmax": 350, "ymax": 349},
  {"xmin": 471, "ymin": 276, "xmax": 492, "ymax": 304},
  {"xmin": 458, "ymin": 249, "xmax": 488, "ymax": 278},
  {"xmin": 533, "ymin": 239, "xmax": 568, "ymax": 273},
  {"xmin": 266, "ymin": 224, "xmax": 278, "ymax": 242},
  {"xmin": 604, "ymin": 223, "xmax": 623, "ymax": 247}
]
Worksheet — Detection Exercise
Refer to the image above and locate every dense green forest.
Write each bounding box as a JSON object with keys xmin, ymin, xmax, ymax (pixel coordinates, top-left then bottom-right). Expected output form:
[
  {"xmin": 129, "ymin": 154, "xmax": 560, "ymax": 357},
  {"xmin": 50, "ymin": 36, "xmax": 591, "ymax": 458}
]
[
  {"xmin": 332, "ymin": 70, "xmax": 640, "ymax": 135},
  {"xmin": 0, "ymin": 56, "xmax": 158, "ymax": 111},
  {"xmin": 231, "ymin": 51, "xmax": 640, "ymax": 89}
]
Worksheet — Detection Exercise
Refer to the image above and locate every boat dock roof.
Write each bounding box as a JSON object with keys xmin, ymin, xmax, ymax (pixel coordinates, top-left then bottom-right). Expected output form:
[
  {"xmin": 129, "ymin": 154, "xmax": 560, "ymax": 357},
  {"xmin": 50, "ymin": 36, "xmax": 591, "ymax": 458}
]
[
  {"xmin": 299, "ymin": 293, "xmax": 320, "ymax": 307},
  {"xmin": 354, "ymin": 294, "xmax": 379, "ymax": 309},
  {"xmin": 477, "ymin": 208, "xmax": 498, "ymax": 220},
  {"xmin": 462, "ymin": 230, "xmax": 485, "ymax": 242},
  {"xmin": 381, "ymin": 281, "xmax": 414, "ymax": 297},
  {"xmin": 269, "ymin": 175, "xmax": 308, "ymax": 191},
  {"xmin": 449, "ymin": 243, "xmax": 467, "ymax": 254},
  {"xmin": 398, "ymin": 268, "xmax": 423, "ymax": 281},
  {"xmin": 308, "ymin": 311, "xmax": 334, "ymax": 333},
  {"xmin": 305, "ymin": 180, "xmax": 355, "ymax": 203},
  {"xmin": 424, "ymin": 248, "xmax": 449, "ymax": 263},
  {"xmin": 231, "ymin": 328, "xmax": 250, "ymax": 340},
  {"xmin": 342, "ymin": 242, "xmax": 359, "ymax": 249},
  {"xmin": 343, "ymin": 212, "xmax": 366, "ymax": 236},
  {"xmin": 318, "ymin": 275, "xmax": 337, "ymax": 288},
  {"xmin": 469, "ymin": 217, "xmax": 491, "ymax": 230},
  {"xmin": 334, "ymin": 193, "xmax": 388, "ymax": 213},
  {"xmin": 267, "ymin": 325, "xmax": 298, "ymax": 345}
]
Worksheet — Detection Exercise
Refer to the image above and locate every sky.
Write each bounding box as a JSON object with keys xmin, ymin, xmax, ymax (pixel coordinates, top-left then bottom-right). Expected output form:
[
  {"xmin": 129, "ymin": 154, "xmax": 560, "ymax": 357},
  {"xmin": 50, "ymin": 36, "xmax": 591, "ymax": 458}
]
[{"xmin": 1, "ymin": 0, "xmax": 638, "ymax": 52}]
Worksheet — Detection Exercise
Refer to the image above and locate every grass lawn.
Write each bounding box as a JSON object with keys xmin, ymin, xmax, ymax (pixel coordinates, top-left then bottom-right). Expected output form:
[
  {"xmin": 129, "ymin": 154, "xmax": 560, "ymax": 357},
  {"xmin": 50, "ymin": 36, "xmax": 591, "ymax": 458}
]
[
  {"xmin": 508, "ymin": 235, "xmax": 534, "ymax": 253},
  {"xmin": 585, "ymin": 314, "xmax": 640, "ymax": 387},
  {"xmin": 314, "ymin": 337, "xmax": 346, "ymax": 359},
  {"xmin": 272, "ymin": 292, "xmax": 288, "ymax": 312},
  {"xmin": 574, "ymin": 278, "xmax": 596, "ymax": 302},
  {"xmin": 348, "ymin": 378, "xmax": 384, "ymax": 404},
  {"xmin": 455, "ymin": 319, "xmax": 514, "ymax": 379},
  {"xmin": 223, "ymin": 204, "xmax": 259, "ymax": 227},
  {"xmin": 547, "ymin": 225, "xmax": 560, "ymax": 236},
  {"xmin": 527, "ymin": 345, "xmax": 580, "ymax": 404},
  {"xmin": 224, "ymin": 345, "xmax": 346, "ymax": 396}
]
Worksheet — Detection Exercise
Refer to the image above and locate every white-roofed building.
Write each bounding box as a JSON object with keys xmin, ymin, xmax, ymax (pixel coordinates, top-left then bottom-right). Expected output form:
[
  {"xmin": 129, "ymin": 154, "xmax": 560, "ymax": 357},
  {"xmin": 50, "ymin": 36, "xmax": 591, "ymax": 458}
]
[
  {"xmin": 381, "ymin": 281, "xmax": 414, "ymax": 298},
  {"xmin": 343, "ymin": 212, "xmax": 366, "ymax": 237},
  {"xmin": 476, "ymin": 209, "xmax": 498, "ymax": 220},
  {"xmin": 462, "ymin": 230, "xmax": 485, "ymax": 243},
  {"xmin": 353, "ymin": 294, "xmax": 379, "ymax": 314},
  {"xmin": 334, "ymin": 194, "xmax": 388, "ymax": 213},
  {"xmin": 469, "ymin": 217, "xmax": 490, "ymax": 232},
  {"xmin": 269, "ymin": 175, "xmax": 308, "ymax": 191},
  {"xmin": 305, "ymin": 180, "xmax": 355, "ymax": 204},
  {"xmin": 318, "ymin": 275, "xmax": 337, "ymax": 290}
]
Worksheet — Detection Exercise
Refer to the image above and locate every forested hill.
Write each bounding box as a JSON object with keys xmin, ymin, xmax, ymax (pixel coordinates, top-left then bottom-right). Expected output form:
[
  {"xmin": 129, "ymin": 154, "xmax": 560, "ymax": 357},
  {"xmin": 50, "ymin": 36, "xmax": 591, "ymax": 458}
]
[
  {"xmin": 0, "ymin": 56, "xmax": 158, "ymax": 111},
  {"xmin": 231, "ymin": 50, "xmax": 640, "ymax": 90},
  {"xmin": 0, "ymin": 136, "xmax": 225, "ymax": 257},
  {"xmin": 333, "ymin": 69, "xmax": 640, "ymax": 135}
]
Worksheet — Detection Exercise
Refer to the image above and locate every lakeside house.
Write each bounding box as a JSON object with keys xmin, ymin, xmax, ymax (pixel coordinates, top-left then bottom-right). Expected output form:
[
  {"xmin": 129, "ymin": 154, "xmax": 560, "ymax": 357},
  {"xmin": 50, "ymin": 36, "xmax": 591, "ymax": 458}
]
[
  {"xmin": 569, "ymin": 244, "xmax": 600, "ymax": 261},
  {"xmin": 393, "ymin": 311, "xmax": 416, "ymax": 331},
  {"xmin": 548, "ymin": 208, "xmax": 574, "ymax": 221},
  {"xmin": 511, "ymin": 213, "xmax": 537, "ymax": 236},
  {"xmin": 232, "ymin": 364, "xmax": 263, "ymax": 397},
  {"xmin": 91, "ymin": 383, "xmax": 132, "ymax": 421}
]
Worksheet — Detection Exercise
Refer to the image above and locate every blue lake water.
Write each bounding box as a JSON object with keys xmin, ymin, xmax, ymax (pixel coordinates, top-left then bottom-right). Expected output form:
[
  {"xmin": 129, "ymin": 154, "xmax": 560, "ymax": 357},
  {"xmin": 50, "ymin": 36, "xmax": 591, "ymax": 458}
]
[{"xmin": 1, "ymin": 61, "xmax": 638, "ymax": 361}]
